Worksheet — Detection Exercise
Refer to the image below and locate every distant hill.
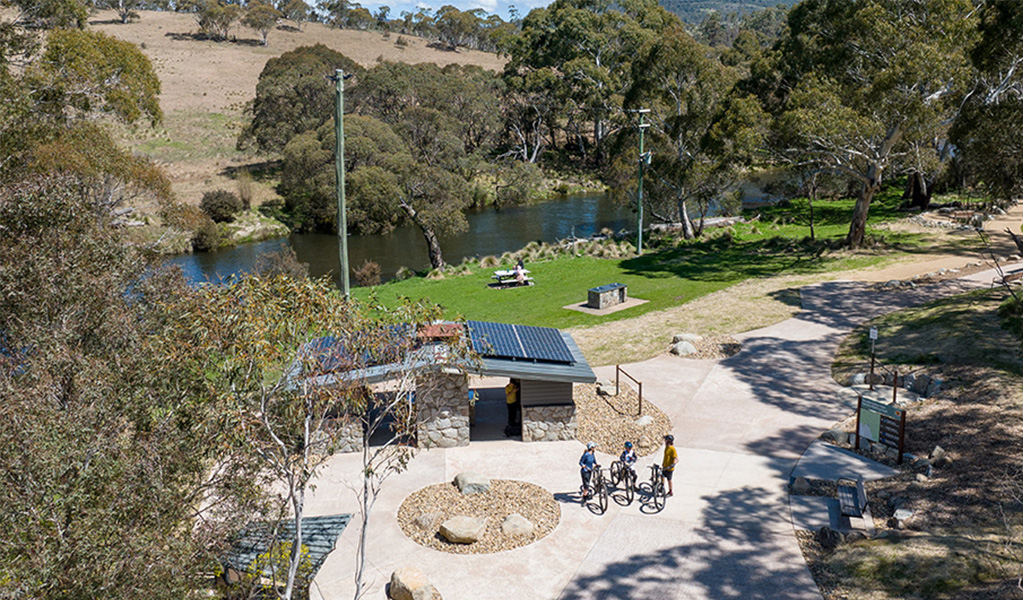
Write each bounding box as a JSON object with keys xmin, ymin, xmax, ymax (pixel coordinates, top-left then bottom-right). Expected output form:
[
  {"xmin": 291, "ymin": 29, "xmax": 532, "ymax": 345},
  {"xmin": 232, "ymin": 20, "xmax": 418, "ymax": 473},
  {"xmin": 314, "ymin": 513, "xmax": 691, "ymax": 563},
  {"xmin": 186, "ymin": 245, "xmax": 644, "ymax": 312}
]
[{"xmin": 659, "ymin": 0, "xmax": 799, "ymax": 23}]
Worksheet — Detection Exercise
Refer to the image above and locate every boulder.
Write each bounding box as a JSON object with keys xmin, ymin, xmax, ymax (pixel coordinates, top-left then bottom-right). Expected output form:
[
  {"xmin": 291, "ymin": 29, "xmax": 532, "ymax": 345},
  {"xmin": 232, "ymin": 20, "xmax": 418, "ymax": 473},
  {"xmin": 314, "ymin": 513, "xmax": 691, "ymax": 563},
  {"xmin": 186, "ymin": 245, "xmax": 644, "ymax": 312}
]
[
  {"xmin": 816, "ymin": 526, "xmax": 845, "ymax": 550},
  {"xmin": 790, "ymin": 476, "xmax": 812, "ymax": 495},
  {"xmin": 670, "ymin": 341, "xmax": 698, "ymax": 356},
  {"xmin": 911, "ymin": 457, "xmax": 931, "ymax": 472},
  {"xmin": 454, "ymin": 472, "xmax": 490, "ymax": 495},
  {"xmin": 501, "ymin": 513, "xmax": 534, "ymax": 537},
  {"xmin": 634, "ymin": 415, "xmax": 654, "ymax": 427},
  {"xmin": 672, "ymin": 333, "xmax": 703, "ymax": 344},
  {"xmin": 389, "ymin": 567, "xmax": 437, "ymax": 600},
  {"xmin": 848, "ymin": 373, "xmax": 867, "ymax": 386},
  {"xmin": 821, "ymin": 428, "xmax": 846, "ymax": 444},
  {"xmin": 931, "ymin": 445, "xmax": 952, "ymax": 468},
  {"xmin": 912, "ymin": 374, "xmax": 931, "ymax": 395},
  {"xmin": 595, "ymin": 378, "xmax": 614, "ymax": 389},
  {"xmin": 845, "ymin": 530, "xmax": 868, "ymax": 544},
  {"xmin": 440, "ymin": 516, "xmax": 486, "ymax": 544},
  {"xmin": 866, "ymin": 372, "xmax": 885, "ymax": 385},
  {"xmin": 414, "ymin": 511, "xmax": 444, "ymax": 531},
  {"xmin": 596, "ymin": 382, "xmax": 619, "ymax": 397},
  {"xmin": 925, "ymin": 378, "xmax": 943, "ymax": 398},
  {"xmin": 902, "ymin": 373, "xmax": 916, "ymax": 390},
  {"xmin": 915, "ymin": 473, "xmax": 929, "ymax": 483}
]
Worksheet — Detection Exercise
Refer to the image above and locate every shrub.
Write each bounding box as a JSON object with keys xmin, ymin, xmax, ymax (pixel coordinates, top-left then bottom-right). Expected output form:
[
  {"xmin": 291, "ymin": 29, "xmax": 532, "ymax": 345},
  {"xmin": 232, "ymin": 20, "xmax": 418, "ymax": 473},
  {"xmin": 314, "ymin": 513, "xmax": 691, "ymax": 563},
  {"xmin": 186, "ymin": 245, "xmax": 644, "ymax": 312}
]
[
  {"xmin": 200, "ymin": 189, "xmax": 244, "ymax": 223},
  {"xmin": 352, "ymin": 260, "xmax": 381, "ymax": 287},
  {"xmin": 254, "ymin": 247, "xmax": 309, "ymax": 280},
  {"xmin": 395, "ymin": 36, "xmax": 408, "ymax": 48},
  {"xmin": 393, "ymin": 266, "xmax": 415, "ymax": 280},
  {"xmin": 192, "ymin": 219, "xmax": 222, "ymax": 251},
  {"xmin": 479, "ymin": 256, "xmax": 499, "ymax": 268}
]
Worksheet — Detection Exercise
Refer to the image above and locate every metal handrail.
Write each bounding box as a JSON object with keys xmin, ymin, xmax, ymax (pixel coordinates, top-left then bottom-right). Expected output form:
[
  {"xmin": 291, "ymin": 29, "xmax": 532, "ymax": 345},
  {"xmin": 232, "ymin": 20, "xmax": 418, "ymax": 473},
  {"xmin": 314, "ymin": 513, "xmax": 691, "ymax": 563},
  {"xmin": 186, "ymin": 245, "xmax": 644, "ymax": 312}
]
[{"xmin": 615, "ymin": 365, "xmax": 644, "ymax": 415}]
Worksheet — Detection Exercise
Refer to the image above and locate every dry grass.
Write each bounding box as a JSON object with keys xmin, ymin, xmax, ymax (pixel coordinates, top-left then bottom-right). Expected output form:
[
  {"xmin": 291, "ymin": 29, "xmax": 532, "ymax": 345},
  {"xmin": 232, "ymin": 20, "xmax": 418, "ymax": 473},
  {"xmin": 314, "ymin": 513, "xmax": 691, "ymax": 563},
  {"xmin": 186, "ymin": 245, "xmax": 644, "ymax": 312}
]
[
  {"xmin": 90, "ymin": 9, "xmax": 505, "ymax": 205},
  {"xmin": 810, "ymin": 288, "xmax": 1023, "ymax": 599},
  {"xmin": 568, "ymin": 274, "xmax": 813, "ymax": 366}
]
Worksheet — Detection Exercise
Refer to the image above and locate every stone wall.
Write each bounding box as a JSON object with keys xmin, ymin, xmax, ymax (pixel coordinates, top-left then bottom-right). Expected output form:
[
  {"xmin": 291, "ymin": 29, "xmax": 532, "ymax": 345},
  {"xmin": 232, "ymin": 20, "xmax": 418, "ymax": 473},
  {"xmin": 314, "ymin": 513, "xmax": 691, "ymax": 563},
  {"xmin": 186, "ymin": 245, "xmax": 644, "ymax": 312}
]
[
  {"xmin": 416, "ymin": 372, "xmax": 470, "ymax": 449},
  {"xmin": 522, "ymin": 404, "xmax": 577, "ymax": 442}
]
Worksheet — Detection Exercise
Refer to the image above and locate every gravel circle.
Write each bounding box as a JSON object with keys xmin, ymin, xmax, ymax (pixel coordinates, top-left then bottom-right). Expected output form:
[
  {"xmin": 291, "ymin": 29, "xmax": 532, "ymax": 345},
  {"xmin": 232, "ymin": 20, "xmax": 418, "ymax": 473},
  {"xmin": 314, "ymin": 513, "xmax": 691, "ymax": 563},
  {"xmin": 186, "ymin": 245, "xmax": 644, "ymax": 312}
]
[
  {"xmin": 575, "ymin": 383, "xmax": 672, "ymax": 457},
  {"xmin": 398, "ymin": 480, "xmax": 560, "ymax": 554}
]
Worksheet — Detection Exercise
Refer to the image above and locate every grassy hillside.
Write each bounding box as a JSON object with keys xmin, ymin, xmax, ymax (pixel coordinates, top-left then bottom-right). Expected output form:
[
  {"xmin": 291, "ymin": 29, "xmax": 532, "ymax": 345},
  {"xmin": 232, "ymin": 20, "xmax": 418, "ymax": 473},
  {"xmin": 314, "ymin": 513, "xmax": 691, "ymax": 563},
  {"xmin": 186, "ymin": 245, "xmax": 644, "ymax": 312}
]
[{"xmin": 90, "ymin": 9, "xmax": 505, "ymax": 205}]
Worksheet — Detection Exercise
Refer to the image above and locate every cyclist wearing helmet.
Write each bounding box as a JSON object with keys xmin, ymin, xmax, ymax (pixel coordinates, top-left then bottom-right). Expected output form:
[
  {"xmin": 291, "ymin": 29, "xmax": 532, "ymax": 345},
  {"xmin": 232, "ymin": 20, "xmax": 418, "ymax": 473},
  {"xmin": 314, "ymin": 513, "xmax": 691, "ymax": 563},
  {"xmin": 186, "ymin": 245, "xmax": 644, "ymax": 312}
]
[
  {"xmin": 662, "ymin": 434, "xmax": 678, "ymax": 497},
  {"xmin": 620, "ymin": 441, "xmax": 637, "ymax": 475},
  {"xmin": 579, "ymin": 442, "xmax": 599, "ymax": 500}
]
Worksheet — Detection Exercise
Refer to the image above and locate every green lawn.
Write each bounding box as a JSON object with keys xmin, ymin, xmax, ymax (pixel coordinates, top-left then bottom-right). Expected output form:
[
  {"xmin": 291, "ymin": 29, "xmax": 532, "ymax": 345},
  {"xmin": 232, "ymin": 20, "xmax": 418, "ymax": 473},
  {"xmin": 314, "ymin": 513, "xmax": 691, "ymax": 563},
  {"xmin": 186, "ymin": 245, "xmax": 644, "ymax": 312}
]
[{"xmin": 353, "ymin": 185, "xmax": 966, "ymax": 328}]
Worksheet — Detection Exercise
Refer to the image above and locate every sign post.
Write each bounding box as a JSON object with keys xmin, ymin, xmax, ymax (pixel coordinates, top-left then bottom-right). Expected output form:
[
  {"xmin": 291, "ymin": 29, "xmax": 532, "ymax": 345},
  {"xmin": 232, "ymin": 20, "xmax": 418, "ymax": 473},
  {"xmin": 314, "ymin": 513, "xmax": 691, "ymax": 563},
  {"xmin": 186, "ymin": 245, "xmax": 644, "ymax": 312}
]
[
  {"xmin": 868, "ymin": 327, "xmax": 878, "ymax": 391},
  {"xmin": 854, "ymin": 393, "xmax": 907, "ymax": 464}
]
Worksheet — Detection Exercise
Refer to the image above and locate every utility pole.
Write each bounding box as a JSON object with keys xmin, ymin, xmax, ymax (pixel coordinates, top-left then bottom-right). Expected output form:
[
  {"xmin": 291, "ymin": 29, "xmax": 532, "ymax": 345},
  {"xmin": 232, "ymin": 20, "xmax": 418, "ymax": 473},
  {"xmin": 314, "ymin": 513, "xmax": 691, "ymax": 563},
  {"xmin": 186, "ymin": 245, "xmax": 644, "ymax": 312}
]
[
  {"xmin": 636, "ymin": 108, "xmax": 651, "ymax": 255},
  {"xmin": 331, "ymin": 69, "xmax": 351, "ymax": 299}
]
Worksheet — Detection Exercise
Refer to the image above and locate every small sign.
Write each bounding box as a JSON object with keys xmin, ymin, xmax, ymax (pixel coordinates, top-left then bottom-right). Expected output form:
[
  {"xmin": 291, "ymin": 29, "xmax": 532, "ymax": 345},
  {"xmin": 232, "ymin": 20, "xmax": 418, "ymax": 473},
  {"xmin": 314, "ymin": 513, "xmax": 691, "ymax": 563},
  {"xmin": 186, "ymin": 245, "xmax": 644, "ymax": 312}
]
[
  {"xmin": 855, "ymin": 394, "xmax": 907, "ymax": 464},
  {"xmin": 869, "ymin": 327, "xmax": 878, "ymax": 340}
]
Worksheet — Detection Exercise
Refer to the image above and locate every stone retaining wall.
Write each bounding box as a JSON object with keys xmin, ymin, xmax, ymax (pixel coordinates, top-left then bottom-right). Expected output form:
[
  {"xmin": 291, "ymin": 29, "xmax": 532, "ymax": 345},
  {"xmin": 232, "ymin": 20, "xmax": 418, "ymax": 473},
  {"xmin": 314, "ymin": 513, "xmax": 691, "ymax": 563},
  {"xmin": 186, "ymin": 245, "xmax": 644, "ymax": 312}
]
[
  {"xmin": 416, "ymin": 372, "xmax": 470, "ymax": 449},
  {"xmin": 522, "ymin": 405, "xmax": 577, "ymax": 442}
]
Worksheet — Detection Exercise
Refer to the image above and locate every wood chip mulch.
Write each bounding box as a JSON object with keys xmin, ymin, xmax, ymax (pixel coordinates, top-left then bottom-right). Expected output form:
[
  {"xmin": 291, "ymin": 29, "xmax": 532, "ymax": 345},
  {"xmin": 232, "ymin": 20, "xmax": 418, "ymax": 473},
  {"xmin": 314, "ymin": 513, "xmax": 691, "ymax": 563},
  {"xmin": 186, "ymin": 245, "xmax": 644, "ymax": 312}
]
[
  {"xmin": 397, "ymin": 480, "xmax": 560, "ymax": 555},
  {"xmin": 574, "ymin": 383, "xmax": 672, "ymax": 457}
]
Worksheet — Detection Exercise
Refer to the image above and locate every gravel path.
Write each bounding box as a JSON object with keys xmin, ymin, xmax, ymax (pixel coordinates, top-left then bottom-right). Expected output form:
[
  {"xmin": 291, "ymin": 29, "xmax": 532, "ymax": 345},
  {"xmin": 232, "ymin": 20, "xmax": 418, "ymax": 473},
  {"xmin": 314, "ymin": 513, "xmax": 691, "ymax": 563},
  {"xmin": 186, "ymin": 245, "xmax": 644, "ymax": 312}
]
[{"xmin": 397, "ymin": 480, "xmax": 560, "ymax": 554}]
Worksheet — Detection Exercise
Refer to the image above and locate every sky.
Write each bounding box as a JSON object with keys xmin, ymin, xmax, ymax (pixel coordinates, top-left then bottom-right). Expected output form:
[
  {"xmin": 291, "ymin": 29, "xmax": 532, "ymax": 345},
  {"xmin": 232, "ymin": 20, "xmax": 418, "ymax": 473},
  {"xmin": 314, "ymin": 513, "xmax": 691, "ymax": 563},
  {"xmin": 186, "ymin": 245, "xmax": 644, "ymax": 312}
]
[{"xmin": 352, "ymin": 0, "xmax": 554, "ymax": 21}]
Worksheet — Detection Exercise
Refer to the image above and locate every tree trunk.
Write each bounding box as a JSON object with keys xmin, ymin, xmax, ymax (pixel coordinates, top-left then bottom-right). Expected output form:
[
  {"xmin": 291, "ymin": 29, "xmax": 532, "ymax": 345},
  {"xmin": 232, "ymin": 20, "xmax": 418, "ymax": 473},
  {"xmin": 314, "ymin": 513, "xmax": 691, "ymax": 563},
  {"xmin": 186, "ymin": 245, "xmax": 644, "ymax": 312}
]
[
  {"xmin": 400, "ymin": 200, "xmax": 444, "ymax": 269},
  {"xmin": 903, "ymin": 172, "xmax": 931, "ymax": 210},
  {"xmin": 678, "ymin": 196, "xmax": 695, "ymax": 239},
  {"xmin": 846, "ymin": 180, "xmax": 879, "ymax": 248}
]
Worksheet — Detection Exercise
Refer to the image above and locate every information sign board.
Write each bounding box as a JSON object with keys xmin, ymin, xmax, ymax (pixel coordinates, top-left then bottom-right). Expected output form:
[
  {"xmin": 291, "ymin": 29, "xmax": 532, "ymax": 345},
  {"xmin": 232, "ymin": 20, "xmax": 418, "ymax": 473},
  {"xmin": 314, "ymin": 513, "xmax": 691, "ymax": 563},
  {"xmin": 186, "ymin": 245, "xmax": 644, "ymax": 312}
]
[{"xmin": 854, "ymin": 394, "xmax": 906, "ymax": 464}]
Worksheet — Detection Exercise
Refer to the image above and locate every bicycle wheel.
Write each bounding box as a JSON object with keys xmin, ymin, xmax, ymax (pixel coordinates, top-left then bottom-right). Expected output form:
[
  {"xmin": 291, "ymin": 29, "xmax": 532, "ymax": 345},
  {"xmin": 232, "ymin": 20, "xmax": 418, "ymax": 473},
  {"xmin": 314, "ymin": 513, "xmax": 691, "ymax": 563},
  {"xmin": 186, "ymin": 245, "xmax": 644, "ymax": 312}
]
[
  {"xmin": 609, "ymin": 461, "xmax": 623, "ymax": 486},
  {"xmin": 652, "ymin": 479, "xmax": 665, "ymax": 512},
  {"xmin": 624, "ymin": 470, "xmax": 635, "ymax": 504},
  {"xmin": 598, "ymin": 479, "xmax": 609, "ymax": 513}
]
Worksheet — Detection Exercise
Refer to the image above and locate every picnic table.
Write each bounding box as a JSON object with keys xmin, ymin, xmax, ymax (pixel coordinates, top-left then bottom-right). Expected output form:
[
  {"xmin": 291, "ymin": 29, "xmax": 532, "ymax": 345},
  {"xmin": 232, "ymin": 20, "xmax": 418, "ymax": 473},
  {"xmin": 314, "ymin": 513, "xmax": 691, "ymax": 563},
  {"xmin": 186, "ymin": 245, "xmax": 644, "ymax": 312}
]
[{"xmin": 492, "ymin": 269, "xmax": 533, "ymax": 287}]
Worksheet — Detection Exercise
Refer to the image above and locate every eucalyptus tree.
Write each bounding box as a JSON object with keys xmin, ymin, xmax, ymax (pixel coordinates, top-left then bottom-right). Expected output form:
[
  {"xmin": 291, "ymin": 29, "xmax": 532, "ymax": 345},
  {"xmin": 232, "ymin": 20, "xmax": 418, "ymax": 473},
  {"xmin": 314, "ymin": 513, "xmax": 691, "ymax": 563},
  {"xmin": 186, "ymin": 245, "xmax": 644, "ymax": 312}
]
[
  {"xmin": 769, "ymin": 0, "xmax": 978, "ymax": 247},
  {"xmin": 622, "ymin": 26, "xmax": 766, "ymax": 238},
  {"xmin": 951, "ymin": 0, "xmax": 1023, "ymax": 202},
  {"xmin": 0, "ymin": 175, "xmax": 265, "ymax": 600},
  {"xmin": 244, "ymin": 0, "xmax": 282, "ymax": 46},
  {"xmin": 505, "ymin": 0, "xmax": 676, "ymax": 164}
]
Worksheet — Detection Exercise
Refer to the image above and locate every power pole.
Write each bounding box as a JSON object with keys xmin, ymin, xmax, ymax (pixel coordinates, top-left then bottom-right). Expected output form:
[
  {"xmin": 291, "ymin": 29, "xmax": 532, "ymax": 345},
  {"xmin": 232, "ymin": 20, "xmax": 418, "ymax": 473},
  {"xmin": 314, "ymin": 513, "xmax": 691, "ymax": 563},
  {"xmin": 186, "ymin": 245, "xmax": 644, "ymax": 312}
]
[
  {"xmin": 331, "ymin": 69, "xmax": 351, "ymax": 299},
  {"xmin": 637, "ymin": 108, "xmax": 651, "ymax": 255}
]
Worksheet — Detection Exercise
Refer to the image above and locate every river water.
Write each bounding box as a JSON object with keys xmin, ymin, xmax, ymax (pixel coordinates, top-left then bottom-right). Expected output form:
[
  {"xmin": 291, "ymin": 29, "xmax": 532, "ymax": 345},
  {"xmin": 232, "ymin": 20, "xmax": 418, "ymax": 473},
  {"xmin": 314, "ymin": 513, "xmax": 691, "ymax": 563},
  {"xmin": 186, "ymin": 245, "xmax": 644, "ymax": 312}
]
[
  {"xmin": 166, "ymin": 192, "xmax": 636, "ymax": 285},
  {"xmin": 166, "ymin": 170, "xmax": 787, "ymax": 287}
]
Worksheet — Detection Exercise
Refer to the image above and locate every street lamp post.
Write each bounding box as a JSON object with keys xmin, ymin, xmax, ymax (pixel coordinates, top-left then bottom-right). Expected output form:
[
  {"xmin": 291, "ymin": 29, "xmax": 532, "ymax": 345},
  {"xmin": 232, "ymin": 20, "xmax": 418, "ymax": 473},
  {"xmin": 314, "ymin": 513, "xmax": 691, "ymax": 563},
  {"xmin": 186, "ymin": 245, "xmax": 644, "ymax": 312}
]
[
  {"xmin": 636, "ymin": 108, "xmax": 651, "ymax": 255},
  {"xmin": 331, "ymin": 69, "xmax": 351, "ymax": 299}
]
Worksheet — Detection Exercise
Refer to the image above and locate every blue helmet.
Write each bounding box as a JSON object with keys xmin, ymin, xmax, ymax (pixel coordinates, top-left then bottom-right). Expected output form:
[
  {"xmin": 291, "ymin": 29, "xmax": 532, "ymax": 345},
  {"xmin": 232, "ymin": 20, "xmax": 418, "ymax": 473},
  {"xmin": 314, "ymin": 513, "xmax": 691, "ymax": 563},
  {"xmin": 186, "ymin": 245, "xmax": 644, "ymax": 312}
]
[{"xmin": 624, "ymin": 441, "xmax": 633, "ymax": 448}]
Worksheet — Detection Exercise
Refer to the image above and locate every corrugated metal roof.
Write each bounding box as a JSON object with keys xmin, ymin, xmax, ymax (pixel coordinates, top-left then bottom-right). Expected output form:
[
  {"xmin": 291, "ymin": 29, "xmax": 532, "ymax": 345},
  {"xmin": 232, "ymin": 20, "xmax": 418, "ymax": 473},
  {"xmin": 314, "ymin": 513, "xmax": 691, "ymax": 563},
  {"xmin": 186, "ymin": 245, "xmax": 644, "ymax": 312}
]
[{"xmin": 223, "ymin": 514, "xmax": 351, "ymax": 579}]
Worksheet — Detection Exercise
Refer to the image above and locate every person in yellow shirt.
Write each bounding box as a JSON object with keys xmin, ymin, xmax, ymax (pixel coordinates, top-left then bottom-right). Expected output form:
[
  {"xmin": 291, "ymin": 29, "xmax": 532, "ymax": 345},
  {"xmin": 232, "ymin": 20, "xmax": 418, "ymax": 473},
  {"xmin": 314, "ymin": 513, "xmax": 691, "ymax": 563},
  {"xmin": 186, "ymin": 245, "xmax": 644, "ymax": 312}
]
[
  {"xmin": 504, "ymin": 379, "xmax": 521, "ymax": 437},
  {"xmin": 662, "ymin": 434, "xmax": 678, "ymax": 497}
]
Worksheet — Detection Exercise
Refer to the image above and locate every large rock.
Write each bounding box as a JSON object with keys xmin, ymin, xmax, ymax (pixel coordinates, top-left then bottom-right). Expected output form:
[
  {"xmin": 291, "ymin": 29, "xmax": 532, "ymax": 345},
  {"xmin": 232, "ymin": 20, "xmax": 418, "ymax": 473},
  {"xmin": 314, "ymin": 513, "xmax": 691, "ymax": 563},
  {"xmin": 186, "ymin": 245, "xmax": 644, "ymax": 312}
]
[
  {"xmin": 414, "ymin": 511, "xmax": 444, "ymax": 531},
  {"xmin": 816, "ymin": 526, "xmax": 845, "ymax": 550},
  {"xmin": 912, "ymin": 374, "xmax": 931, "ymax": 395},
  {"xmin": 821, "ymin": 428, "xmax": 846, "ymax": 444},
  {"xmin": 672, "ymin": 333, "xmax": 703, "ymax": 344},
  {"xmin": 453, "ymin": 472, "xmax": 490, "ymax": 495},
  {"xmin": 790, "ymin": 476, "xmax": 812, "ymax": 495},
  {"xmin": 848, "ymin": 373, "xmax": 867, "ymax": 386},
  {"xmin": 389, "ymin": 567, "xmax": 437, "ymax": 600},
  {"xmin": 634, "ymin": 415, "xmax": 654, "ymax": 427},
  {"xmin": 930, "ymin": 445, "xmax": 952, "ymax": 468},
  {"xmin": 501, "ymin": 513, "xmax": 534, "ymax": 537},
  {"xmin": 440, "ymin": 516, "xmax": 486, "ymax": 544},
  {"xmin": 670, "ymin": 341, "xmax": 698, "ymax": 356}
]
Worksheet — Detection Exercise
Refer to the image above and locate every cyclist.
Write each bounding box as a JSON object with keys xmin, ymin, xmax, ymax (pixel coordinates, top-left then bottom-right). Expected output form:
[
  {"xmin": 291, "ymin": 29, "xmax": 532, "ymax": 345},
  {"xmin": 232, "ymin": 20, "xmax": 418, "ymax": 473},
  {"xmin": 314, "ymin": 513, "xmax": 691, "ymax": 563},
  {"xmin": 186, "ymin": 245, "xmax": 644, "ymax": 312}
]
[
  {"xmin": 619, "ymin": 441, "xmax": 637, "ymax": 481},
  {"xmin": 579, "ymin": 442, "xmax": 598, "ymax": 499},
  {"xmin": 662, "ymin": 434, "xmax": 678, "ymax": 497}
]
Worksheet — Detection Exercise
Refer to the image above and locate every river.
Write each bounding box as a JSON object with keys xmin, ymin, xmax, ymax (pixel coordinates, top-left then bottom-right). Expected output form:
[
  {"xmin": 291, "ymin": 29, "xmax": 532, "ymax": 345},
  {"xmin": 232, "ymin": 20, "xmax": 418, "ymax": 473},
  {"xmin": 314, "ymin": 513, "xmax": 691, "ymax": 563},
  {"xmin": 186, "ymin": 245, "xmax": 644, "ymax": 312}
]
[
  {"xmin": 166, "ymin": 171, "xmax": 787, "ymax": 287},
  {"xmin": 166, "ymin": 192, "xmax": 636, "ymax": 286}
]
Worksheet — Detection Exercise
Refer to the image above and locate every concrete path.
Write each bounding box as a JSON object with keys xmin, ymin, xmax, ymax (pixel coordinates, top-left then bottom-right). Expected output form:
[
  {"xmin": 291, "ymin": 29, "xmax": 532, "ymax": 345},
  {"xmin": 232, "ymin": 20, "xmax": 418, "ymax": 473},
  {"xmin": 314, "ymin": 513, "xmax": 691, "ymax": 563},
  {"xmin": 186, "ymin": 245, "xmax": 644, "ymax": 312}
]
[{"xmin": 305, "ymin": 271, "xmax": 998, "ymax": 600}]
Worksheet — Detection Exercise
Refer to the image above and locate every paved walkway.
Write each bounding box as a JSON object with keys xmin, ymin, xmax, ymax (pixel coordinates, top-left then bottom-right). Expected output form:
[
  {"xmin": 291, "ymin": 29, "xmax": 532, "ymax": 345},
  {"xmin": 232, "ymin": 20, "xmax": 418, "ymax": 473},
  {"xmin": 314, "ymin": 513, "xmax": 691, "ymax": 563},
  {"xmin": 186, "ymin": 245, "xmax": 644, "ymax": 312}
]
[{"xmin": 306, "ymin": 269, "xmax": 1003, "ymax": 600}]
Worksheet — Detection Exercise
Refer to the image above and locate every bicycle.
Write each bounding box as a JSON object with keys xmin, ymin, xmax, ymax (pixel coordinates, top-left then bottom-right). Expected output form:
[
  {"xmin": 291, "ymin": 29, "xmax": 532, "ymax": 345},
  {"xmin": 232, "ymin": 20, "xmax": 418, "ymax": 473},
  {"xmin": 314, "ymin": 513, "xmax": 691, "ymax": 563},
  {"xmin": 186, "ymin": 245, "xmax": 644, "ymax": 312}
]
[
  {"xmin": 609, "ymin": 460, "xmax": 637, "ymax": 504},
  {"xmin": 583, "ymin": 464, "xmax": 610, "ymax": 514},
  {"xmin": 648, "ymin": 464, "xmax": 667, "ymax": 512}
]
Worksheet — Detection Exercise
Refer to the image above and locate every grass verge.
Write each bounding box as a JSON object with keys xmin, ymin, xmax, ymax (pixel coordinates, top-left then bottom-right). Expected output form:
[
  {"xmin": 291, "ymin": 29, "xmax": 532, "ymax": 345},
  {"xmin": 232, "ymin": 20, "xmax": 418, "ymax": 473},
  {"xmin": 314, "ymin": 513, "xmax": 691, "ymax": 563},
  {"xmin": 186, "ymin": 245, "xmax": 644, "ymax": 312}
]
[{"xmin": 816, "ymin": 287, "xmax": 1023, "ymax": 599}]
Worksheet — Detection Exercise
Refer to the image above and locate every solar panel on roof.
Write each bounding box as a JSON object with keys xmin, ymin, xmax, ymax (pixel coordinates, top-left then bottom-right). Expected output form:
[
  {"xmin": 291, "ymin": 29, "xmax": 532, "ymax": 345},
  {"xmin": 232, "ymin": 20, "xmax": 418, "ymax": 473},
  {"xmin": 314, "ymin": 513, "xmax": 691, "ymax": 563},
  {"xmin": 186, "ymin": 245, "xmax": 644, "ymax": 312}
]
[
  {"xmin": 468, "ymin": 320, "xmax": 525, "ymax": 359},
  {"xmin": 468, "ymin": 321, "xmax": 574, "ymax": 364},
  {"xmin": 517, "ymin": 325, "xmax": 574, "ymax": 363}
]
